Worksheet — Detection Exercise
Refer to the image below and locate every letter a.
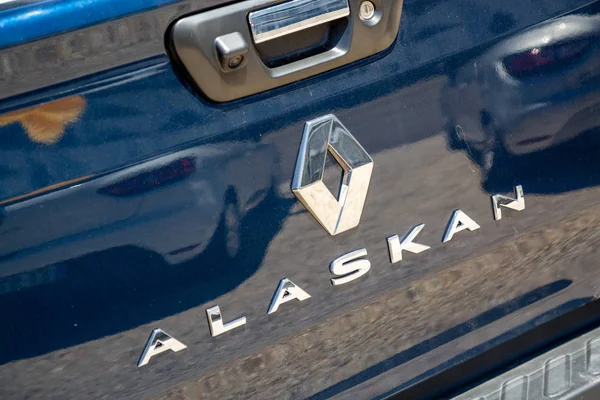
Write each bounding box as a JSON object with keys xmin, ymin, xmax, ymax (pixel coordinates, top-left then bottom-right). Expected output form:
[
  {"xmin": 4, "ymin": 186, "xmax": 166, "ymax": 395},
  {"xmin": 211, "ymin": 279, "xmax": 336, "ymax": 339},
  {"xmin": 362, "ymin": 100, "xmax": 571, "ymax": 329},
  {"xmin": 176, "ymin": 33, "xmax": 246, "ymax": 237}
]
[{"xmin": 137, "ymin": 328, "xmax": 187, "ymax": 367}]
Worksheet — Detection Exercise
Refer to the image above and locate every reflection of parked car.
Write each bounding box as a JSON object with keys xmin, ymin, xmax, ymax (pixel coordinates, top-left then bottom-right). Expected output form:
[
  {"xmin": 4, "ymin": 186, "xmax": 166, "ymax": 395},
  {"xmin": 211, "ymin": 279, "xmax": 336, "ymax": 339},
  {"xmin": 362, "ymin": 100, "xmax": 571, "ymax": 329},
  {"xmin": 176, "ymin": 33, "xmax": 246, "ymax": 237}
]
[
  {"xmin": 0, "ymin": 138, "xmax": 294, "ymax": 365},
  {"xmin": 442, "ymin": 15, "xmax": 600, "ymax": 182},
  {"xmin": 0, "ymin": 140, "xmax": 275, "ymax": 282}
]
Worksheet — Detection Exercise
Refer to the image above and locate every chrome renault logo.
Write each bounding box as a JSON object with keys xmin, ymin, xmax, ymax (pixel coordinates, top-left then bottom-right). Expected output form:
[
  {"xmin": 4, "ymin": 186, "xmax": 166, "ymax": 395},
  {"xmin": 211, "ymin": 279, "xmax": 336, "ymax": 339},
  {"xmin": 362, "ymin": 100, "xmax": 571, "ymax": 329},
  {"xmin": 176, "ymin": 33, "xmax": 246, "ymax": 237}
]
[{"xmin": 291, "ymin": 114, "xmax": 373, "ymax": 236}]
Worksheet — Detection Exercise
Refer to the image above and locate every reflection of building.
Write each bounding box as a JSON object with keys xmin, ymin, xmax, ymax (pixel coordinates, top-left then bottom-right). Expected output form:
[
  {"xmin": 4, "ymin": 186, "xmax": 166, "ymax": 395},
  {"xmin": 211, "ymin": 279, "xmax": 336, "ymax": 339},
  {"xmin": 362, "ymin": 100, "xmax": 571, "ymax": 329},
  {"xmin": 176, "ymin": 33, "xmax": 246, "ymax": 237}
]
[{"xmin": 0, "ymin": 2, "xmax": 191, "ymax": 100}]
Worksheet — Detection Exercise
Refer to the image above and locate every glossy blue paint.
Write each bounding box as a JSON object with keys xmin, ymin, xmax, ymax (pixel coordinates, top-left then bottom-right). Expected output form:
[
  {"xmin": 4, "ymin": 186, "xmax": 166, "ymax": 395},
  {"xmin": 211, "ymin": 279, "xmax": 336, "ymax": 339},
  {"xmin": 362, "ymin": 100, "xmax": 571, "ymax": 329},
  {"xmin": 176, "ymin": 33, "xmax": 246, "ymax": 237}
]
[
  {"xmin": 0, "ymin": 0, "xmax": 180, "ymax": 49},
  {"xmin": 1, "ymin": 0, "xmax": 600, "ymax": 398}
]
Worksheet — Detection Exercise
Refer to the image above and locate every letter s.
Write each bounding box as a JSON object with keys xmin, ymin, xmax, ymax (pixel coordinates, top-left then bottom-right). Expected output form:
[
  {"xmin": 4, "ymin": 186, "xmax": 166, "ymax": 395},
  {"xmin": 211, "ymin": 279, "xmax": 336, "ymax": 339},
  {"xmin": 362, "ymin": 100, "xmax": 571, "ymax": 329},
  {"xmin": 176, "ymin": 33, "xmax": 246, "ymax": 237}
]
[{"xmin": 330, "ymin": 248, "xmax": 371, "ymax": 286}]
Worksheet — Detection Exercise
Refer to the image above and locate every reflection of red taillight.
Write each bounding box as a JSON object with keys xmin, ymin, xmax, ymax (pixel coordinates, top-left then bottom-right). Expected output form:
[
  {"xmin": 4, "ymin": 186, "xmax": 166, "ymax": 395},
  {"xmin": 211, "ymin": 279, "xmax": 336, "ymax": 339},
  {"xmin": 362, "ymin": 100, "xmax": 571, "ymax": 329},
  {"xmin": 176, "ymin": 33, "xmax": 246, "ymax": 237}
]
[
  {"xmin": 503, "ymin": 39, "xmax": 591, "ymax": 78},
  {"xmin": 100, "ymin": 157, "xmax": 196, "ymax": 197}
]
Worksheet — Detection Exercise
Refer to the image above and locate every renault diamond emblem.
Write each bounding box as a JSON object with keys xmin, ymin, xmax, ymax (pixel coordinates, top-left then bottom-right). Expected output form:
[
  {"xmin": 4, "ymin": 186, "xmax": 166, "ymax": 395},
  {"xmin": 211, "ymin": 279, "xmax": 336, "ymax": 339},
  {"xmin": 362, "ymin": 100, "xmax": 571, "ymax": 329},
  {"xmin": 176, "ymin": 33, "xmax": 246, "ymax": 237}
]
[{"xmin": 292, "ymin": 114, "xmax": 373, "ymax": 235}]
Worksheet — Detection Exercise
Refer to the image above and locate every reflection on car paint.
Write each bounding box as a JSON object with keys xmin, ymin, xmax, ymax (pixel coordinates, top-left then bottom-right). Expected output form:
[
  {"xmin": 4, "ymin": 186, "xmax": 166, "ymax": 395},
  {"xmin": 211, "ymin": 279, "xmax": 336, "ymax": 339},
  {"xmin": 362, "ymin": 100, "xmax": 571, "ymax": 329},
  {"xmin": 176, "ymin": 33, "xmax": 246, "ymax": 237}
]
[
  {"xmin": 441, "ymin": 14, "xmax": 600, "ymax": 189},
  {"xmin": 0, "ymin": 96, "xmax": 85, "ymax": 144},
  {"xmin": 2, "ymin": 0, "xmax": 600, "ymax": 399}
]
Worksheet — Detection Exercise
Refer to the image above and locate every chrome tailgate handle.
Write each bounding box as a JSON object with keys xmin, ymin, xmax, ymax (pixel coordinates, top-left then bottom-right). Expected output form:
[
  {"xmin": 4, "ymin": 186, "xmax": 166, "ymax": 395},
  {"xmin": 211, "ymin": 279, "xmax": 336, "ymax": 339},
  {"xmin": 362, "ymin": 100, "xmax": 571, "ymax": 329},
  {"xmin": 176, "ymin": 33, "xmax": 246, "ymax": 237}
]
[
  {"xmin": 248, "ymin": 0, "xmax": 350, "ymax": 44},
  {"xmin": 171, "ymin": 0, "xmax": 404, "ymax": 102}
]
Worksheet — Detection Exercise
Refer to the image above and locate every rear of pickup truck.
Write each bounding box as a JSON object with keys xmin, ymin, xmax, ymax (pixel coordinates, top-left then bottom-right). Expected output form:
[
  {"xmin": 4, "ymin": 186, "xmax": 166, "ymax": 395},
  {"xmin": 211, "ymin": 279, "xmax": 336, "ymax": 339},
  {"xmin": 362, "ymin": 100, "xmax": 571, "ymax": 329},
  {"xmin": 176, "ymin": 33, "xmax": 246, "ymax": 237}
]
[{"xmin": 2, "ymin": 0, "xmax": 600, "ymax": 399}]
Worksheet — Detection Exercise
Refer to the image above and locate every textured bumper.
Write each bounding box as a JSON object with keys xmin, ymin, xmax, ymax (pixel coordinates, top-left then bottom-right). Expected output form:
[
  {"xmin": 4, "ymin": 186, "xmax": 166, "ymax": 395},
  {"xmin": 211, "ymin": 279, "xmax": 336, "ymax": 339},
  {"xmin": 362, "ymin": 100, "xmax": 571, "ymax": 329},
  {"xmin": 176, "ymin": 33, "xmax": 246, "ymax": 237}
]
[{"xmin": 453, "ymin": 325, "xmax": 600, "ymax": 400}]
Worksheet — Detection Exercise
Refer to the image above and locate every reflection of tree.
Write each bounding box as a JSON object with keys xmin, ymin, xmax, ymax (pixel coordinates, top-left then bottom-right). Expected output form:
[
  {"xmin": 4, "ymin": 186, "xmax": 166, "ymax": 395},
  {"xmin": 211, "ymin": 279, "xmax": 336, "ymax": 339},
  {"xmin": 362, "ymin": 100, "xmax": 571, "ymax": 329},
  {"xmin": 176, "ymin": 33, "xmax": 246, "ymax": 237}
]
[{"xmin": 0, "ymin": 96, "xmax": 86, "ymax": 144}]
